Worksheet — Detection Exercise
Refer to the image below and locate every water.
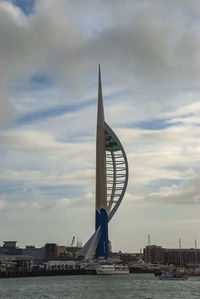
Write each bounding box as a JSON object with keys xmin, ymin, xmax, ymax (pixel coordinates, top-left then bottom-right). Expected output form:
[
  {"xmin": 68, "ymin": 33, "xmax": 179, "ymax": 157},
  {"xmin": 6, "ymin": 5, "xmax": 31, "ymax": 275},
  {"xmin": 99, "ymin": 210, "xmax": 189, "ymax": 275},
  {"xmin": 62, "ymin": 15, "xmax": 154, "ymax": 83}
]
[{"xmin": 0, "ymin": 274, "xmax": 199, "ymax": 299}]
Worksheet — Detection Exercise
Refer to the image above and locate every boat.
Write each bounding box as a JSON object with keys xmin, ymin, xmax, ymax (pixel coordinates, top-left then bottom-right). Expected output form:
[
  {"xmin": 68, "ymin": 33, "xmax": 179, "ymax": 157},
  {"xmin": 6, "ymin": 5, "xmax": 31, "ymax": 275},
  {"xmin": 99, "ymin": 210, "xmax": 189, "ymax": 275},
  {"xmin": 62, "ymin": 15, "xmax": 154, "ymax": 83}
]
[
  {"xmin": 129, "ymin": 260, "xmax": 164, "ymax": 274},
  {"xmin": 95, "ymin": 264, "xmax": 129, "ymax": 275},
  {"xmin": 159, "ymin": 272, "xmax": 187, "ymax": 280}
]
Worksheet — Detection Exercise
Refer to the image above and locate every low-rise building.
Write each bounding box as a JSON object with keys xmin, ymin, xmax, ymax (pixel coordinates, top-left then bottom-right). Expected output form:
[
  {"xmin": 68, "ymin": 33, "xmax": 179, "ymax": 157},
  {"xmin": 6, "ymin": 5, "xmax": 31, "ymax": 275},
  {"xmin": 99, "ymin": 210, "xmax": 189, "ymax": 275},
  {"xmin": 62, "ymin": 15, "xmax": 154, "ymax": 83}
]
[
  {"xmin": 143, "ymin": 245, "xmax": 200, "ymax": 267},
  {"xmin": 22, "ymin": 246, "xmax": 45, "ymax": 261},
  {"xmin": 144, "ymin": 245, "xmax": 165, "ymax": 264},
  {"xmin": 1, "ymin": 241, "xmax": 22, "ymax": 255},
  {"xmin": 56, "ymin": 246, "xmax": 66, "ymax": 259},
  {"xmin": 0, "ymin": 255, "xmax": 33, "ymax": 271}
]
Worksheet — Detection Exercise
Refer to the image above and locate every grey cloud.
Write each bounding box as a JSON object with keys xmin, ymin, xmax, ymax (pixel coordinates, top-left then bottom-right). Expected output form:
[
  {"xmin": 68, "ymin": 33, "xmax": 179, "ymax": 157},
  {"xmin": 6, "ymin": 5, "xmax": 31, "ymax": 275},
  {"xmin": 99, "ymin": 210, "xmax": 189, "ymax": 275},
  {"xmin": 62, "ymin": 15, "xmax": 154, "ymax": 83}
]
[
  {"xmin": 146, "ymin": 175, "xmax": 200, "ymax": 205},
  {"xmin": 1, "ymin": 0, "xmax": 200, "ymax": 127},
  {"xmin": 0, "ymin": 0, "xmax": 87, "ymax": 126},
  {"xmin": 125, "ymin": 173, "xmax": 200, "ymax": 206},
  {"xmin": 87, "ymin": 18, "xmax": 200, "ymax": 92},
  {"xmin": 71, "ymin": 0, "xmax": 200, "ymax": 91}
]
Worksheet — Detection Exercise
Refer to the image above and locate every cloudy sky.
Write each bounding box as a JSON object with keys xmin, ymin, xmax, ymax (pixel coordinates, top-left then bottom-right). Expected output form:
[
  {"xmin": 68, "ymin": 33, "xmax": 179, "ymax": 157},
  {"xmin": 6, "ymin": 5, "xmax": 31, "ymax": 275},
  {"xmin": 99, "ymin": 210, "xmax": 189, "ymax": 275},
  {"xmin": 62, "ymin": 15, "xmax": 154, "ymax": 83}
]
[{"xmin": 0, "ymin": 0, "xmax": 200, "ymax": 252}]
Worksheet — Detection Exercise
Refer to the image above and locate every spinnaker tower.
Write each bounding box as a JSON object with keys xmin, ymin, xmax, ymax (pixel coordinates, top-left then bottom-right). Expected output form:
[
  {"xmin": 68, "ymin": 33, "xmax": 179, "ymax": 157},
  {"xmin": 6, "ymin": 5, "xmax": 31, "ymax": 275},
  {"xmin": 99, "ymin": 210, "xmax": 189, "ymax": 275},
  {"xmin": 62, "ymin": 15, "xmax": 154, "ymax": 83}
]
[{"xmin": 77, "ymin": 66, "xmax": 128, "ymax": 260}]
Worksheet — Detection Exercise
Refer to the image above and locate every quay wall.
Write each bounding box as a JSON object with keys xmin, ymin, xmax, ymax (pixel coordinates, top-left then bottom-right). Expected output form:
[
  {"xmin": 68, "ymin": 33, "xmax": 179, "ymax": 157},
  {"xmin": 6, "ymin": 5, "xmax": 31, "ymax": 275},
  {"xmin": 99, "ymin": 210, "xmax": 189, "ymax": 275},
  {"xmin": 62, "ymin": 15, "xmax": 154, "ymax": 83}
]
[{"xmin": 0, "ymin": 269, "xmax": 86, "ymax": 278}]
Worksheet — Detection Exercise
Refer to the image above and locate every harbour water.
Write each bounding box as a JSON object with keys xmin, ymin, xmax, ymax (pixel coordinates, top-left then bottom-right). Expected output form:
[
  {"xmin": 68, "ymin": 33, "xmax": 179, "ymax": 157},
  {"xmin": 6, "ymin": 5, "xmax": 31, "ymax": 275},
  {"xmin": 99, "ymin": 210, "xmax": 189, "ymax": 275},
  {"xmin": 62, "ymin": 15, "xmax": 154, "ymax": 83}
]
[{"xmin": 0, "ymin": 274, "xmax": 199, "ymax": 299}]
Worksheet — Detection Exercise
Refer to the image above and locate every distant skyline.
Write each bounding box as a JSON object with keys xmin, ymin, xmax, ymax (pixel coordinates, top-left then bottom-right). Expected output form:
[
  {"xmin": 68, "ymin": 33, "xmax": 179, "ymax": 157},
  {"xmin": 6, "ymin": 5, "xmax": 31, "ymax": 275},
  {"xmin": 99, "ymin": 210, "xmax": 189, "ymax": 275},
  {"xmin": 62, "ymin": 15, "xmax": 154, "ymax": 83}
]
[{"xmin": 0, "ymin": 0, "xmax": 200, "ymax": 252}]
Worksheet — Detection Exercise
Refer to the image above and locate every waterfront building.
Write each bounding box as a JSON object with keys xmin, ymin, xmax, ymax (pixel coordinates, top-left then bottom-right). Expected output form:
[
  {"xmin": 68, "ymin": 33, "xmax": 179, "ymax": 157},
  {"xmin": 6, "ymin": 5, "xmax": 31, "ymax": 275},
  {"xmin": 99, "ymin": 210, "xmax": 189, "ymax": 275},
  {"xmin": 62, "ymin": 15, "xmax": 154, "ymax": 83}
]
[
  {"xmin": 144, "ymin": 245, "xmax": 200, "ymax": 267},
  {"xmin": 0, "ymin": 241, "xmax": 82, "ymax": 262},
  {"xmin": 45, "ymin": 243, "xmax": 57, "ymax": 261},
  {"xmin": 56, "ymin": 246, "xmax": 66, "ymax": 259},
  {"xmin": 144, "ymin": 245, "xmax": 165, "ymax": 264},
  {"xmin": 0, "ymin": 241, "xmax": 22, "ymax": 255},
  {"xmin": 164, "ymin": 248, "xmax": 200, "ymax": 267},
  {"xmin": 77, "ymin": 66, "xmax": 128, "ymax": 260},
  {"xmin": 119, "ymin": 253, "xmax": 141, "ymax": 264},
  {"xmin": 64, "ymin": 246, "xmax": 82, "ymax": 260},
  {"xmin": 22, "ymin": 246, "xmax": 45, "ymax": 261},
  {"xmin": 0, "ymin": 255, "xmax": 33, "ymax": 271},
  {"xmin": 58, "ymin": 246, "xmax": 82, "ymax": 260}
]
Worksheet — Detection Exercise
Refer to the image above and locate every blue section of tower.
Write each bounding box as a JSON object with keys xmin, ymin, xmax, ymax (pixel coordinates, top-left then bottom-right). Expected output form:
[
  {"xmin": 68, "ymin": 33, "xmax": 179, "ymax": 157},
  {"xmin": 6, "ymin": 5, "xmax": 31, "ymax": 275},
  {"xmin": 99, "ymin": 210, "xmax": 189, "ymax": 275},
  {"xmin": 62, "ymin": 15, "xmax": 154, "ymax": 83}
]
[
  {"xmin": 95, "ymin": 208, "xmax": 109, "ymax": 259},
  {"xmin": 95, "ymin": 210, "xmax": 101, "ymax": 258},
  {"xmin": 99, "ymin": 208, "xmax": 109, "ymax": 259}
]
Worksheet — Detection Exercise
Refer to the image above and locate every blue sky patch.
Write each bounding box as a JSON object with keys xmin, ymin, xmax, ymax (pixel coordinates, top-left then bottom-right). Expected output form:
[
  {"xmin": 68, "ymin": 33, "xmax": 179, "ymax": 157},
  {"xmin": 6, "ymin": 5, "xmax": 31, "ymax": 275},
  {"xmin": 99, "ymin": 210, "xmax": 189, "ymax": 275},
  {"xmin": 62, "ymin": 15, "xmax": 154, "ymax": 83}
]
[
  {"xmin": 16, "ymin": 100, "xmax": 95, "ymax": 125},
  {"xmin": 144, "ymin": 178, "xmax": 182, "ymax": 194},
  {"xmin": 124, "ymin": 119, "xmax": 176, "ymax": 130},
  {"xmin": 0, "ymin": 180, "xmax": 25, "ymax": 194},
  {"xmin": 38, "ymin": 184, "xmax": 84, "ymax": 199},
  {"xmin": 29, "ymin": 74, "xmax": 53, "ymax": 89},
  {"xmin": 7, "ymin": 0, "xmax": 35, "ymax": 15}
]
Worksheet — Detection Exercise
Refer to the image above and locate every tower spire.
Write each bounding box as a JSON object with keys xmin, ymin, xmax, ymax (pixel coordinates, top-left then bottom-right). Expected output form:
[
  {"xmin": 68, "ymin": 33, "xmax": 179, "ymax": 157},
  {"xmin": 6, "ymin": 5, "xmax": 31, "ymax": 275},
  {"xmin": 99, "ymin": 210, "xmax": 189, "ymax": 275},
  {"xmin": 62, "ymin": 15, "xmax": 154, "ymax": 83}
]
[
  {"xmin": 95, "ymin": 65, "xmax": 108, "ymax": 259},
  {"xmin": 96, "ymin": 65, "xmax": 107, "ymax": 214},
  {"xmin": 97, "ymin": 64, "xmax": 105, "ymax": 127}
]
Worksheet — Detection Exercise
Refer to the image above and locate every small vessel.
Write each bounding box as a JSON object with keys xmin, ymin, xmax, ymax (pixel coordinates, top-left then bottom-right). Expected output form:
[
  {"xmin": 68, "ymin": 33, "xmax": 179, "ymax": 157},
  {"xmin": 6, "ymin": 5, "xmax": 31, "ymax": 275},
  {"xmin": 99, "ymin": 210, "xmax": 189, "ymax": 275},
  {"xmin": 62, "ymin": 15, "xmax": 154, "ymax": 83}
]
[
  {"xmin": 95, "ymin": 264, "xmax": 129, "ymax": 275},
  {"xmin": 129, "ymin": 260, "xmax": 163, "ymax": 274},
  {"xmin": 159, "ymin": 272, "xmax": 187, "ymax": 280}
]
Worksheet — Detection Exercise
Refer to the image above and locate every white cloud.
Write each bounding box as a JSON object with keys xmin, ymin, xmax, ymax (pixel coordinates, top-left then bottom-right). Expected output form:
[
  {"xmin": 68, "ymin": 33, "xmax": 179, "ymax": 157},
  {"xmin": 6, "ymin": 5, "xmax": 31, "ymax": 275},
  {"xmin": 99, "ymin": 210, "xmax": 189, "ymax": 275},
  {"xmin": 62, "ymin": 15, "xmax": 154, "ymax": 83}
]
[{"xmin": 0, "ymin": 200, "xmax": 6, "ymax": 211}]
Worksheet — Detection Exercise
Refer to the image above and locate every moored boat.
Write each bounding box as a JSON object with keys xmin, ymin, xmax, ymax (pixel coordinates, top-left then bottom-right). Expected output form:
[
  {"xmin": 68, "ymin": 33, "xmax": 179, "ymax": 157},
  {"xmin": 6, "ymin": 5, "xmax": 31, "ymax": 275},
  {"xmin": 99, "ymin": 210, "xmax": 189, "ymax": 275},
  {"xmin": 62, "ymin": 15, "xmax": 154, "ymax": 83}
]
[
  {"xmin": 95, "ymin": 264, "xmax": 129, "ymax": 275},
  {"xmin": 159, "ymin": 272, "xmax": 187, "ymax": 280}
]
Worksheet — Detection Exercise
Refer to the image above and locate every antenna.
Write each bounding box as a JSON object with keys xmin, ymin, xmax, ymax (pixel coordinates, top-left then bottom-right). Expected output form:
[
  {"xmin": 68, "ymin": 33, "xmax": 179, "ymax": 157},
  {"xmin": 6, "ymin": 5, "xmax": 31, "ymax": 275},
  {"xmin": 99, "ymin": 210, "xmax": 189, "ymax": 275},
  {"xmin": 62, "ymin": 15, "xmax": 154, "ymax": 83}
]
[
  {"xmin": 179, "ymin": 238, "xmax": 181, "ymax": 249},
  {"xmin": 195, "ymin": 239, "xmax": 197, "ymax": 264},
  {"xmin": 179, "ymin": 238, "xmax": 182, "ymax": 267},
  {"xmin": 148, "ymin": 234, "xmax": 151, "ymax": 263},
  {"xmin": 148, "ymin": 234, "xmax": 151, "ymax": 246}
]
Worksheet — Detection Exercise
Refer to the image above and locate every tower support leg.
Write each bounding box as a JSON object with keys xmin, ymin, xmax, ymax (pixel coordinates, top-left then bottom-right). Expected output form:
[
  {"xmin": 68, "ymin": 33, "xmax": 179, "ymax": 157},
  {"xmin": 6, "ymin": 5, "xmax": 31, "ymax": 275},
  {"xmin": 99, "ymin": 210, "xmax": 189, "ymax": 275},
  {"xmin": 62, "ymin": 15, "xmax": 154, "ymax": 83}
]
[
  {"xmin": 98, "ymin": 208, "xmax": 109, "ymax": 259},
  {"xmin": 95, "ymin": 210, "xmax": 101, "ymax": 258}
]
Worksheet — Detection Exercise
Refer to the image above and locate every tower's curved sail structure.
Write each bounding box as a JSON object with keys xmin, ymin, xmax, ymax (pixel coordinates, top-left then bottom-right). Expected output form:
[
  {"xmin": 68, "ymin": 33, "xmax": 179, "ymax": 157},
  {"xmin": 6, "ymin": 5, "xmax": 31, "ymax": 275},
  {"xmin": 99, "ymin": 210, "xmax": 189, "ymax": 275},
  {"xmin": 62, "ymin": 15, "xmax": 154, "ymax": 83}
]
[
  {"xmin": 105, "ymin": 123, "xmax": 128, "ymax": 222},
  {"xmin": 76, "ymin": 66, "xmax": 128, "ymax": 260}
]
